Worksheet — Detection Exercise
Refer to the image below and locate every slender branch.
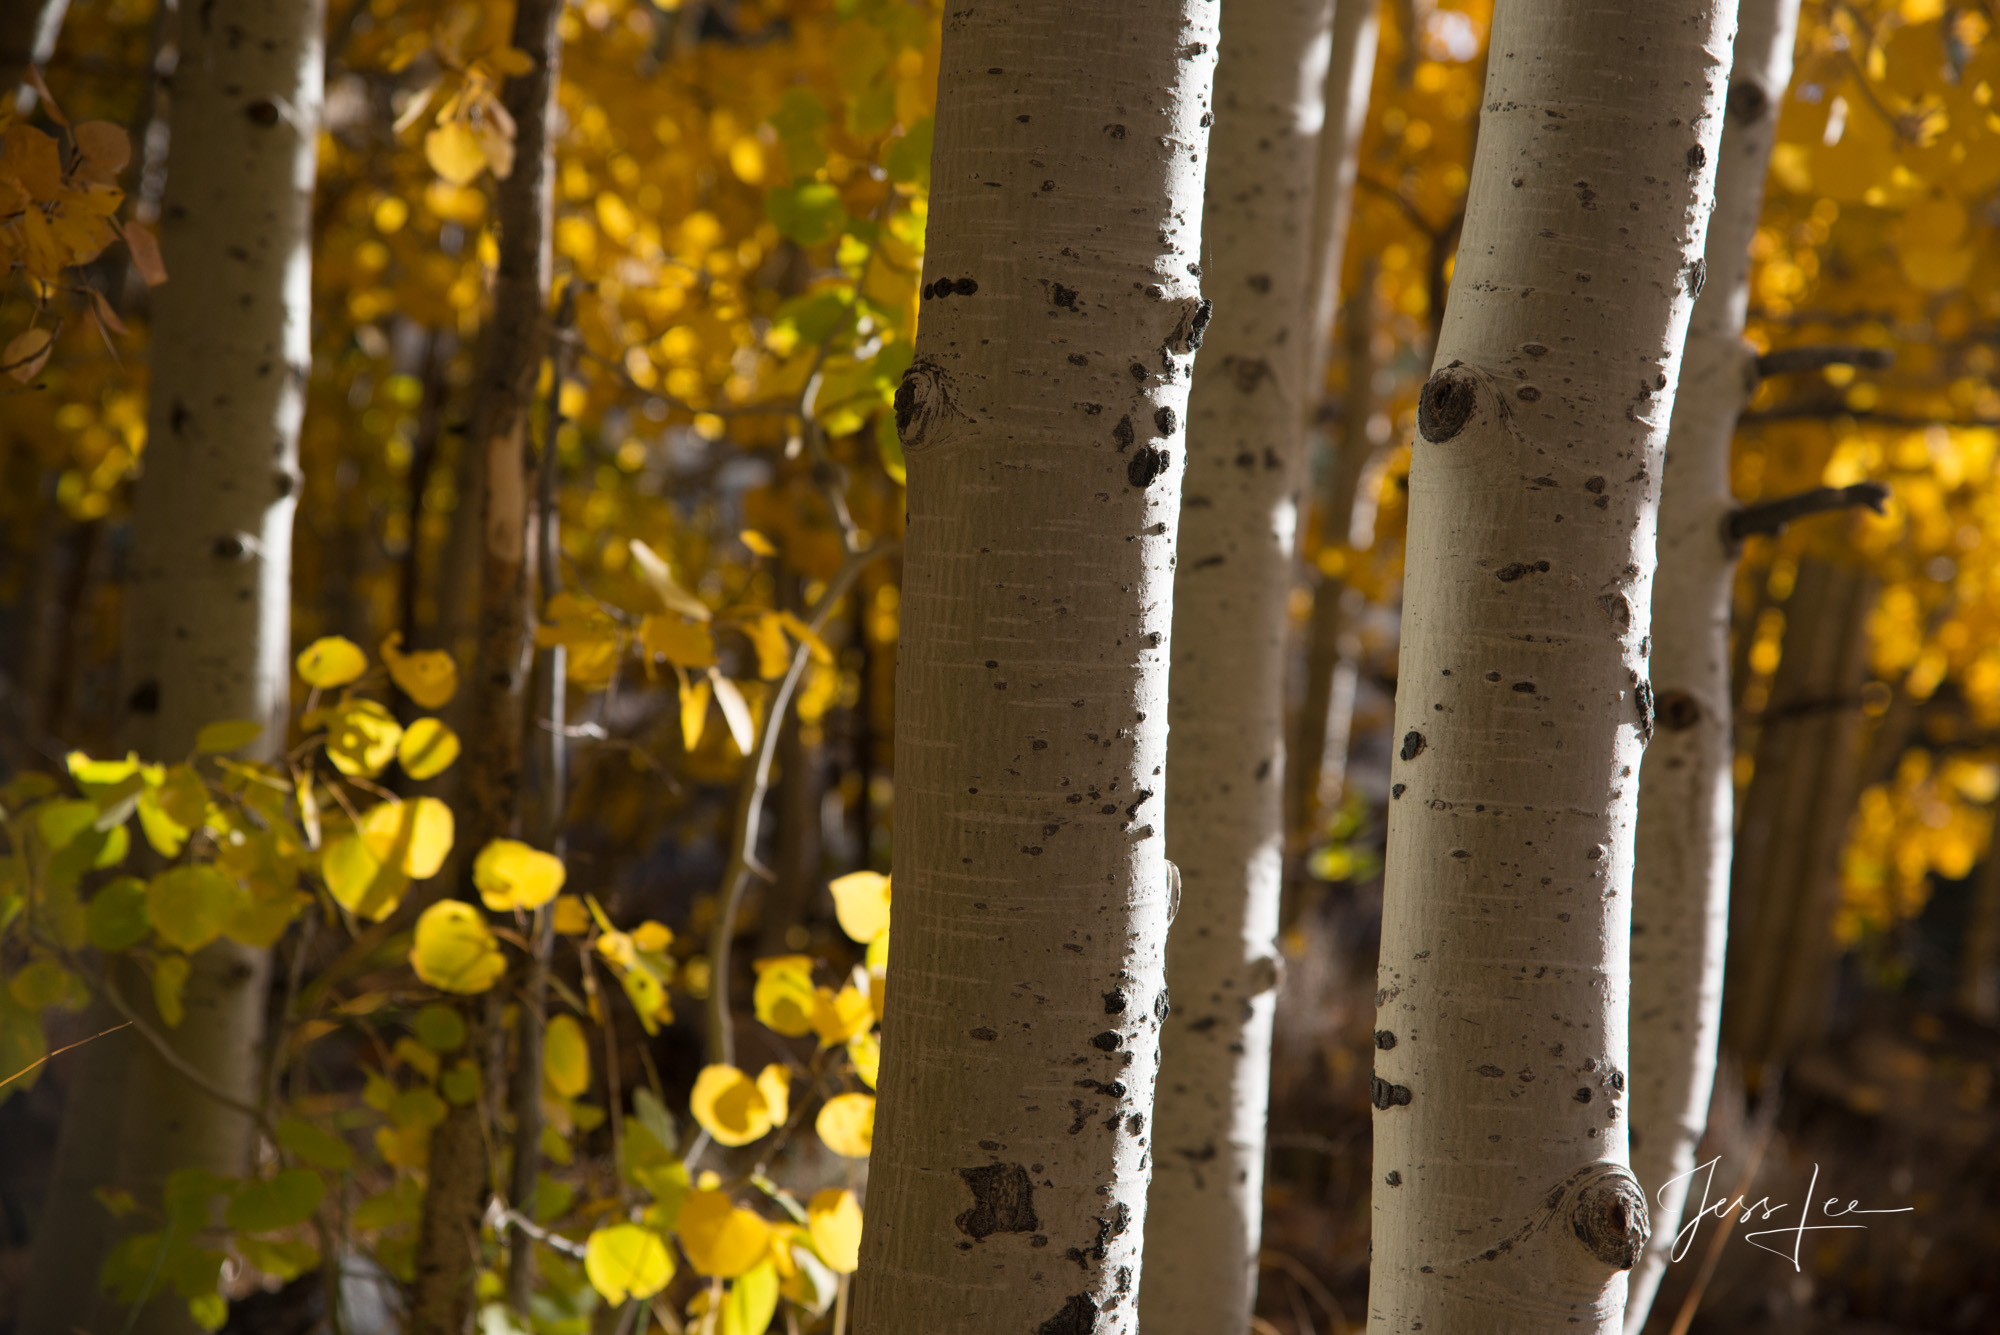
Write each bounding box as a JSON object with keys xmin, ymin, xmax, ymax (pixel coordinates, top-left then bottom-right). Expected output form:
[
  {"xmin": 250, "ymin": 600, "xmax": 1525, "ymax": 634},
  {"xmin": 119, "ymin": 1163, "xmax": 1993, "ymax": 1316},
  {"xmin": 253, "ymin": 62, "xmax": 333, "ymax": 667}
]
[
  {"xmin": 1753, "ymin": 342, "xmax": 1893, "ymax": 379},
  {"xmin": 1725, "ymin": 480, "xmax": 1890, "ymax": 545},
  {"xmin": 705, "ymin": 540, "xmax": 900, "ymax": 1066},
  {"xmin": 94, "ymin": 964, "xmax": 275, "ymax": 1135}
]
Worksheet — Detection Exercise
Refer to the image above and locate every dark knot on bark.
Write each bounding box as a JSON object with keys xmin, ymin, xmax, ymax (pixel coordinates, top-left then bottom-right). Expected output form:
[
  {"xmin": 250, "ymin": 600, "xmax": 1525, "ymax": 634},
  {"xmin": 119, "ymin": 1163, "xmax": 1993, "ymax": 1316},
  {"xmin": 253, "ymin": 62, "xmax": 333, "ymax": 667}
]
[
  {"xmin": 1569, "ymin": 1165, "xmax": 1650, "ymax": 1270},
  {"xmin": 1418, "ymin": 362, "xmax": 1479, "ymax": 443}
]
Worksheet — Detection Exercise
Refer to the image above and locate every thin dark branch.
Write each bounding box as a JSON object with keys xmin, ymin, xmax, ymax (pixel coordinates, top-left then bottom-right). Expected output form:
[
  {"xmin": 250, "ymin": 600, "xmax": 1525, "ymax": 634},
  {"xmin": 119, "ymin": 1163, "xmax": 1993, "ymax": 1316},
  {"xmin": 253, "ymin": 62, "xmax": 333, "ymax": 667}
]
[
  {"xmin": 1740, "ymin": 406, "xmax": 2000, "ymax": 428},
  {"xmin": 1754, "ymin": 343, "xmax": 1894, "ymax": 379},
  {"xmin": 1726, "ymin": 481, "xmax": 1890, "ymax": 545}
]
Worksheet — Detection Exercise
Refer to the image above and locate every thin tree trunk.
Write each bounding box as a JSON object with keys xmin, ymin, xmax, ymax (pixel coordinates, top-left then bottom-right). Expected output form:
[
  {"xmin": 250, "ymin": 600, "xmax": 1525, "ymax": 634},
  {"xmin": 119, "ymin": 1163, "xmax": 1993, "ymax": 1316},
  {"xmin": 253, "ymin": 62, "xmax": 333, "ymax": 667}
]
[
  {"xmin": 29, "ymin": 3, "xmax": 324, "ymax": 1334},
  {"xmin": 1289, "ymin": 0, "xmax": 1381, "ymax": 845},
  {"xmin": 1367, "ymin": 5, "xmax": 1732, "ymax": 1332},
  {"xmin": 1624, "ymin": 4, "xmax": 1799, "ymax": 1328},
  {"xmin": 1292, "ymin": 267, "xmax": 1382, "ymax": 844},
  {"xmin": 1721, "ymin": 558, "xmax": 1876, "ymax": 1077},
  {"xmin": 1140, "ymin": 3, "xmax": 1334, "ymax": 1333},
  {"xmin": 409, "ymin": 1, "xmax": 562, "ymax": 1331},
  {"xmin": 854, "ymin": 2, "xmax": 1220, "ymax": 1329},
  {"xmin": 760, "ymin": 569, "xmax": 825, "ymax": 957}
]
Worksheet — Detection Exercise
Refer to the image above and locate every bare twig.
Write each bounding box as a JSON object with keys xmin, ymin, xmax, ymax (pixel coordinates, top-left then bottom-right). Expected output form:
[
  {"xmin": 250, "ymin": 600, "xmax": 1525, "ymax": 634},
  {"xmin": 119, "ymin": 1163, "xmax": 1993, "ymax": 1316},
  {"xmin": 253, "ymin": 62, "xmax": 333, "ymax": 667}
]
[
  {"xmin": 705, "ymin": 540, "xmax": 900, "ymax": 1066},
  {"xmin": 1725, "ymin": 480, "xmax": 1890, "ymax": 545},
  {"xmin": 1754, "ymin": 342, "xmax": 1894, "ymax": 379},
  {"xmin": 0, "ymin": 1020, "xmax": 129, "ymax": 1093}
]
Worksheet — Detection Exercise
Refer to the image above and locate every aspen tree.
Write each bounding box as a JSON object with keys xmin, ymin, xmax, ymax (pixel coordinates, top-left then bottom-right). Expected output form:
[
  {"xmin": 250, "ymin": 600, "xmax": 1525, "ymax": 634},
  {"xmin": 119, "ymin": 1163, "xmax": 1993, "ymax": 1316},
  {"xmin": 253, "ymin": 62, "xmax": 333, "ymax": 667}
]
[
  {"xmin": 0, "ymin": 0, "xmax": 66, "ymax": 105},
  {"xmin": 1624, "ymin": 3, "xmax": 1799, "ymax": 1326},
  {"xmin": 1367, "ymin": 5, "xmax": 1732, "ymax": 1332},
  {"xmin": 409, "ymin": 1, "xmax": 564, "ymax": 1330},
  {"xmin": 854, "ymin": 3, "xmax": 1219, "ymax": 1330},
  {"xmin": 1291, "ymin": 0, "xmax": 1384, "ymax": 841},
  {"xmin": 20, "ymin": 3, "xmax": 324, "ymax": 1334},
  {"xmin": 1141, "ymin": 2, "xmax": 1334, "ymax": 1332}
]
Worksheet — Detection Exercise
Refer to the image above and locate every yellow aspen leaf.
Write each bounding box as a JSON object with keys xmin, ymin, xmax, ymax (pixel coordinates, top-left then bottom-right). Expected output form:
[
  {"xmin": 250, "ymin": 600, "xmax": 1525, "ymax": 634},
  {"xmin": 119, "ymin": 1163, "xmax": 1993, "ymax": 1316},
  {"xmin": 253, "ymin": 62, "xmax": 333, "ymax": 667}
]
[
  {"xmin": 473, "ymin": 838, "xmax": 566, "ymax": 911},
  {"xmin": 677, "ymin": 1189, "xmax": 773, "ymax": 1278},
  {"xmin": 321, "ymin": 834, "xmax": 410, "ymax": 922},
  {"xmin": 544, "ymin": 1012, "xmax": 591, "ymax": 1098},
  {"xmin": 3, "ymin": 327, "xmax": 53, "ymax": 383},
  {"xmin": 8, "ymin": 959, "xmax": 76, "ymax": 1010},
  {"xmin": 751, "ymin": 956, "xmax": 816, "ymax": 1037},
  {"xmin": 396, "ymin": 717, "xmax": 460, "ymax": 779},
  {"xmin": 632, "ymin": 921, "xmax": 672, "ymax": 952},
  {"xmin": 742, "ymin": 611, "xmax": 792, "ymax": 680},
  {"xmin": 806, "ymin": 1188, "xmax": 862, "ymax": 1273},
  {"xmin": 628, "ymin": 539, "xmax": 712, "ymax": 621},
  {"xmin": 756, "ymin": 1063, "xmax": 790, "ymax": 1127},
  {"xmin": 121, "ymin": 219, "xmax": 166, "ymax": 285},
  {"xmin": 808, "ymin": 984, "xmax": 871, "ymax": 1047},
  {"xmin": 814, "ymin": 1093, "xmax": 874, "ymax": 1159},
  {"xmin": 411, "ymin": 901, "xmax": 506, "ymax": 994},
  {"xmin": 145, "ymin": 865, "xmax": 241, "ymax": 952},
  {"xmin": 689, "ymin": 1064, "xmax": 775, "ymax": 1146},
  {"xmin": 381, "ymin": 632, "xmax": 459, "ymax": 708},
  {"xmin": 324, "ymin": 699, "xmax": 403, "ymax": 777},
  {"xmin": 740, "ymin": 529, "xmax": 776, "ymax": 557},
  {"xmin": 679, "ymin": 672, "xmax": 711, "ymax": 750},
  {"xmin": 709, "ymin": 671, "xmax": 755, "ymax": 755},
  {"xmin": 152, "ymin": 952, "xmax": 189, "ymax": 1027},
  {"xmin": 620, "ymin": 964, "xmax": 671, "ymax": 1034},
  {"xmin": 640, "ymin": 614, "xmax": 717, "ymax": 668},
  {"xmin": 552, "ymin": 895, "xmax": 590, "ymax": 935},
  {"xmin": 585, "ymin": 1223, "xmax": 674, "ymax": 1303},
  {"xmin": 193, "ymin": 719, "xmax": 264, "ymax": 754},
  {"xmin": 361, "ymin": 798, "xmax": 454, "ymax": 878},
  {"xmin": 774, "ymin": 611, "xmax": 834, "ymax": 666},
  {"xmin": 720, "ymin": 1259, "xmax": 780, "ymax": 1335},
  {"xmin": 828, "ymin": 871, "xmax": 890, "ymax": 944},
  {"xmin": 847, "ymin": 1030, "xmax": 879, "ymax": 1089},
  {"xmin": 425, "ymin": 120, "xmax": 488, "ymax": 186},
  {"xmin": 296, "ymin": 636, "xmax": 367, "ymax": 688}
]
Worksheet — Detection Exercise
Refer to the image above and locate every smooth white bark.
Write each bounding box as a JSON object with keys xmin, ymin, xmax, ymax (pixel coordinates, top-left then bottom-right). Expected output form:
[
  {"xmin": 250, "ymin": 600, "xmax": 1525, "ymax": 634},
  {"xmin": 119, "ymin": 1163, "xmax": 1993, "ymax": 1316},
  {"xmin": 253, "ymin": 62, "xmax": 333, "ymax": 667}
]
[
  {"xmin": 1367, "ymin": 5, "xmax": 1733, "ymax": 1332},
  {"xmin": 1142, "ymin": 2, "xmax": 1334, "ymax": 1331},
  {"xmin": 1624, "ymin": 3, "xmax": 1798, "ymax": 1327},
  {"xmin": 855, "ymin": 5, "xmax": 1219, "ymax": 1330},
  {"xmin": 75, "ymin": 3, "xmax": 322, "ymax": 1334}
]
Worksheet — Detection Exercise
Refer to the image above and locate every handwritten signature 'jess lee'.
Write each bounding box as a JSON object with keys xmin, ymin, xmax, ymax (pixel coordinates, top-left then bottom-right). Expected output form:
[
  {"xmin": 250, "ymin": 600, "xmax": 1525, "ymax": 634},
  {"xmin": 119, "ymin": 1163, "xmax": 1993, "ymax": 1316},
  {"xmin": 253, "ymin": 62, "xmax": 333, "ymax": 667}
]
[{"xmin": 1662, "ymin": 1158, "xmax": 1914, "ymax": 1272}]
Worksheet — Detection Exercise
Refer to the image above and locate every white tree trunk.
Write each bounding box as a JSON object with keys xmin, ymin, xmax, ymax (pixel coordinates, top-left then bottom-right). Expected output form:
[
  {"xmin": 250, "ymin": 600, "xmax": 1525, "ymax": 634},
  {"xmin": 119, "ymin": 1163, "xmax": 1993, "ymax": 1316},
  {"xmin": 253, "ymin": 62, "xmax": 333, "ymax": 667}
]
[
  {"xmin": 1290, "ymin": 0, "xmax": 1383, "ymax": 843},
  {"xmin": 1367, "ymin": 5, "xmax": 1732, "ymax": 1332},
  {"xmin": 1624, "ymin": 3, "xmax": 1798, "ymax": 1328},
  {"xmin": 71, "ymin": 3, "xmax": 322, "ymax": 1334},
  {"xmin": 854, "ymin": 5, "xmax": 1219, "ymax": 1331},
  {"xmin": 1141, "ymin": 3, "xmax": 1334, "ymax": 1332}
]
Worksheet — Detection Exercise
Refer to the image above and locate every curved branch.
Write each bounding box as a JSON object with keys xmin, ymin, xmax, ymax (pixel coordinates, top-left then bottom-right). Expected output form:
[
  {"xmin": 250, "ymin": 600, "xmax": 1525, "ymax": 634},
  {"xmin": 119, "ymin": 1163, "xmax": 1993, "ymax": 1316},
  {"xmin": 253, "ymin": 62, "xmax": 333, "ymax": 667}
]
[
  {"xmin": 705, "ymin": 540, "xmax": 900, "ymax": 1066},
  {"xmin": 1725, "ymin": 480, "xmax": 1890, "ymax": 546},
  {"xmin": 1753, "ymin": 343, "xmax": 1893, "ymax": 380}
]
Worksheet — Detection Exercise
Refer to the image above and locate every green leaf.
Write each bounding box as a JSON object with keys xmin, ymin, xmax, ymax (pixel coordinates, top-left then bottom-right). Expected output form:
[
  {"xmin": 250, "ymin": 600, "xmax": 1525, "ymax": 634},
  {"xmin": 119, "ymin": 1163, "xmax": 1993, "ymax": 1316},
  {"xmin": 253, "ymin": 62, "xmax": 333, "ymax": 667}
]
[
  {"xmin": 720, "ymin": 1258, "xmax": 780, "ymax": 1335},
  {"xmin": 765, "ymin": 183, "xmax": 846, "ymax": 246},
  {"xmin": 584, "ymin": 1223, "xmax": 675, "ymax": 1303},
  {"xmin": 632, "ymin": 1086, "xmax": 679, "ymax": 1157},
  {"xmin": 194, "ymin": 719, "xmax": 264, "ymax": 754},
  {"xmin": 225, "ymin": 1169, "xmax": 325, "ymax": 1232},
  {"xmin": 769, "ymin": 87, "xmax": 829, "ymax": 177},
  {"xmin": 146, "ymin": 865, "xmax": 240, "ymax": 952},
  {"xmin": 275, "ymin": 1116, "xmax": 354, "ymax": 1172},
  {"xmin": 411, "ymin": 1003, "xmax": 468, "ymax": 1052},
  {"xmin": 237, "ymin": 1236, "xmax": 319, "ymax": 1282},
  {"xmin": 36, "ymin": 799, "xmax": 99, "ymax": 852}
]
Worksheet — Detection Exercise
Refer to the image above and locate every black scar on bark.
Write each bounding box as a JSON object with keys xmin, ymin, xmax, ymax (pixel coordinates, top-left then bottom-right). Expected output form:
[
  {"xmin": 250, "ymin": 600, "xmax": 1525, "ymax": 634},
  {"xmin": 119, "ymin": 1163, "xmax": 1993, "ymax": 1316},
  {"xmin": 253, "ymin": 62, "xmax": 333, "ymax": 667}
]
[
  {"xmin": 1728, "ymin": 80, "xmax": 1771, "ymax": 123},
  {"xmin": 1091, "ymin": 1031, "xmax": 1122, "ymax": 1051},
  {"xmin": 1039, "ymin": 1294, "xmax": 1099, "ymax": 1335},
  {"xmin": 1052, "ymin": 282, "xmax": 1079, "ymax": 309},
  {"xmin": 1657, "ymin": 690, "xmax": 1701, "ymax": 731},
  {"xmin": 955, "ymin": 1163, "xmax": 1039, "ymax": 1239},
  {"xmin": 1635, "ymin": 678, "xmax": 1656, "ymax": 742},
  {"xmin": 1113, "ymin": 415, "xmax": 1134, "ymax": 450},
  {"xmin": 1154, "ymin": 406, "xmax": 1176, "ymax": 436},
  {"xmin": 1399, "ymin": 731, "xmax": 1426, "ymax": 761},
  {"xmin": 1374, "ymin": 1030, "xmax": 1397, "ymax": 1049},
  {"xmin": 1153, "ymin": 987, "xmax": 1170, "ymax": 1020},
  {"xmin": 1418, "ymin": 362, "xmax": 1479, "ymax": 442},
  {"xmin": 1127, "ymin": 447, "xmax": 1169, "ymax": 489},
  {"xmin": 1103, "ymin": 991, "xmax": 1127, "ymax": 1015},
  {"xmin": 1370, "ymin": 1076, "xmax": 1413, "ymax": 1109}
]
